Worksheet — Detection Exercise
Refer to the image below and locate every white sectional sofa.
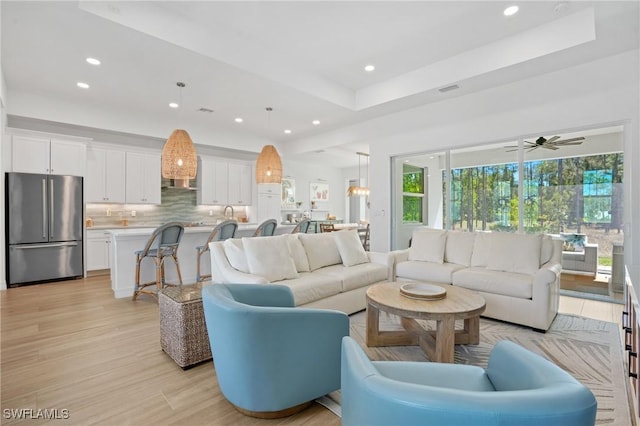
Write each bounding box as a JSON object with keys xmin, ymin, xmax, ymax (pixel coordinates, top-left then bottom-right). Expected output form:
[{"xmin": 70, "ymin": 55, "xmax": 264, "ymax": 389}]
[
  {"xmin": 209, "ymin": 230, "xmax": 393, "ymax": 314},
  {"xmin": 392, "ymin": 228, "xmax": 562, "ymax": 331}
]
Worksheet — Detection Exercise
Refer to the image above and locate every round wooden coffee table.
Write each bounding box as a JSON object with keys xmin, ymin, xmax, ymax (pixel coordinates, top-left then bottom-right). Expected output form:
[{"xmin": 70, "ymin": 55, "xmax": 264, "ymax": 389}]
[{"xmin": 366, "ymin": 281, "xmax": 486, "ymax": 363}]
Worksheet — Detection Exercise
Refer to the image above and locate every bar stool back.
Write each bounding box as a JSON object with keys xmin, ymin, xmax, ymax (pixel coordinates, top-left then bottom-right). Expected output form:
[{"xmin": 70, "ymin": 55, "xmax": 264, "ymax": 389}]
[
  {"xmin": 253, "ymin": 219, "xmax": 278, "ymax": 237},
  {"xmin": 196, "ymin": 219, "xmax": 238, "ymax": 283},
  {"xmin": 291, "ymin": 219, "xmax": 311, "ymax": 234},
  {"xmin": 133, "ymin": 222, "xmax": 185, "ymax": 301}
]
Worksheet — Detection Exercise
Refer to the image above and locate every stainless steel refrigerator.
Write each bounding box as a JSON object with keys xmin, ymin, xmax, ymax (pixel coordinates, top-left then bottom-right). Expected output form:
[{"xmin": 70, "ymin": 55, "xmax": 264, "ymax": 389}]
[{"xmin": 5, "ymin": 172, "xmax": 83, "ymax": 286}]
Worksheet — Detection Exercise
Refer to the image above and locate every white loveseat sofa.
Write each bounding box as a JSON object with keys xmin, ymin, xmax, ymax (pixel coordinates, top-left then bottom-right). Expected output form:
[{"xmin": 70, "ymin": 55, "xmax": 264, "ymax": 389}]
[
  {"xmin": 209, "ymin": 230, "xmax": 393, "ymax": 314},
  {"xmin": 392, "ymin": 228, "xmax": 562, "ymax": 331}
]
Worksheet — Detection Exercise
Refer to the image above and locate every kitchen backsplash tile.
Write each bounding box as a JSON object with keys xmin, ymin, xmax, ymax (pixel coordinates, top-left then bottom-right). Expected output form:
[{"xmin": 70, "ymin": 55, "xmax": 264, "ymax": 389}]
[{"xmin": 86, "ymin": 187, "xmax": 247, "ymax": 227}]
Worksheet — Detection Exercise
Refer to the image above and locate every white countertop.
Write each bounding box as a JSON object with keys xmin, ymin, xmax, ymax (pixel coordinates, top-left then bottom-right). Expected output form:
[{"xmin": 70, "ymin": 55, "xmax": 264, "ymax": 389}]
[{"xmin": 107, "ymin": 223, "xmax": 295, "ymax": 236}]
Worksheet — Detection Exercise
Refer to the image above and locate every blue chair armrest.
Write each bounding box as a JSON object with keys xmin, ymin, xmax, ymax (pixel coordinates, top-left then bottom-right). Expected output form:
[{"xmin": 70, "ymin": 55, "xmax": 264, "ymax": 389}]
[{"xmin": 224, "ymin": 283, "xmax": 295, "ymax": 307}]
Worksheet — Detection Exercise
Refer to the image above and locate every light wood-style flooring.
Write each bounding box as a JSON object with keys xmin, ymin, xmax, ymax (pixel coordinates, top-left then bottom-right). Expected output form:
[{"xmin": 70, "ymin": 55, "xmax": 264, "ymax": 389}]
[{"xmin": 0, "ymin": 276, "xmax": 626, "ymax": 425}]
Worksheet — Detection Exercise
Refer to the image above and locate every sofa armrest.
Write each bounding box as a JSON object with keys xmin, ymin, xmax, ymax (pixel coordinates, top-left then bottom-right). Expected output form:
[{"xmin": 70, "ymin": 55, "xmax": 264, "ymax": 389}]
[
  {"xmin": 368, "ymin": 251, "xmax": 396, "ymax": 281},
  {"xmin": 533, "ymin": 260, "xmax": 561, "ymax": 300},
  {"xmin": 391, "ymin": 248, "xmax": 410, "ymax": 264},
  {"xmin": 209, "ymin": 241, "xmax": 269, "ymax": 284}
]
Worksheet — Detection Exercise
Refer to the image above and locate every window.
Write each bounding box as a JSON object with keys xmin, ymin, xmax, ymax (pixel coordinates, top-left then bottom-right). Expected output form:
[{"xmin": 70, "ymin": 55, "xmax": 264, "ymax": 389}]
[{"xmin": 402, "ymin": 165, "xmax": 424, "ymax": 222}]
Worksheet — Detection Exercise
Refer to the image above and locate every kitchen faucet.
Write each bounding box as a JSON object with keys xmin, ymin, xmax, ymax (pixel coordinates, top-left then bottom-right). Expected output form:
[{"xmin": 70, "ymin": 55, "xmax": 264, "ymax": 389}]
[{"xmin": 224, "ymin": 205, "xmax": 234, "ymax": 219}]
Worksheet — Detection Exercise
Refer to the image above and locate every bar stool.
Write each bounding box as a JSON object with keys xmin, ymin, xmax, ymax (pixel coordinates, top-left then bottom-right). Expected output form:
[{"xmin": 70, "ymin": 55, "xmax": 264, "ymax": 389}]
[
  {"xmin": 291, "ymin": 219, "xmax": 311, "ymax": 234},
  {"xmin": 319, "ymin": 223, "xmax": 335, "ymax": 233},
  {"xmin": 132, "ymin": 222, "xmax": 185, "ymax": 301},
  {"xmin": 196, "ymin": 219, "xmax": 238, "ymax": 283},
  {"xmin": 253, "ymin": 219, "xmax": 278, "ymax": 237}
]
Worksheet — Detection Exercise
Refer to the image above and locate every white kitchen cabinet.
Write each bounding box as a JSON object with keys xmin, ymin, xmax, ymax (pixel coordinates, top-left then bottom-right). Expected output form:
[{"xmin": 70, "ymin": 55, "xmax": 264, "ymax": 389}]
[
  {"xmin": 12, "ymin": 135, "xmax": 86, "ymax": 176},
  {"xmin": 197, "ymin": 158, "xmax": 252, "ymax": 206},
  {"xmin": 125, "ymin": 152, "xmax": 161, "ymax": 204},
  {"xmin": 257, "ymin": 192, "xmax": 281, "ymax": 223},
  {"xmin": 197, "ymin": 157, "xmax": 229, "ymax": 205},
  {"xmin": 228, "ymin": 162, "xmax": 252, "ymax": 205},
  {"xmin": 86, "ymin": 147, "xmax": 126, "ymax": 203},
  {"xmin": 87, "ymin": 230, "xmax": 111, "ymax": 271}
]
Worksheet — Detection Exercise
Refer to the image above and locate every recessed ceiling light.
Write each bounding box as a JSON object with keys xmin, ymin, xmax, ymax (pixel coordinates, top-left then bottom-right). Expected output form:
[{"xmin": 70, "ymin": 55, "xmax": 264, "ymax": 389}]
[
  {"xmin": 503, "ymin": 5, "xmax": 519, "ymax": 16},
  {"xmin": 169, "ymin": 102, "xmax": 179, "ymax": 108},
  {"xmin": 77, "ymin": 82, "xmax": 89, "ymax": 89},
  {"xmin": 364, "ymin": 65, "xmax": 375, "ymax": 72},
  {"xmin": 235, "ymin": 117, "xmax": 243, "ymax": 123},
  {"xmin": 86, "ymin": 57, "xmax": 101, "ymax": 66},
  {"xmin": 312, "ymin": 120, "xmax": 320, "ymax": 125},
  {"xmin": 284, "ymin": 129, "xmax": 292, "ymax": 134}
]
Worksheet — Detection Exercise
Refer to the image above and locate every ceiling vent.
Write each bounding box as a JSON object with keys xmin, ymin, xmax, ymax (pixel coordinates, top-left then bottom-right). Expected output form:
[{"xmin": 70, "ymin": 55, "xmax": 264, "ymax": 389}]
[{"xmin": 438, "ymin": 84, "xmax": 460, "ymax": 93}]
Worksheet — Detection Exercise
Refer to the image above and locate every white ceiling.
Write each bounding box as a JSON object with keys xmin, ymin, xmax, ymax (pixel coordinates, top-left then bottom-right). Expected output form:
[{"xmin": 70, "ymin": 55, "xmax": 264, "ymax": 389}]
[{"xmin": 2, "ymin": 1, "xmax": 638, "ymax": 167}]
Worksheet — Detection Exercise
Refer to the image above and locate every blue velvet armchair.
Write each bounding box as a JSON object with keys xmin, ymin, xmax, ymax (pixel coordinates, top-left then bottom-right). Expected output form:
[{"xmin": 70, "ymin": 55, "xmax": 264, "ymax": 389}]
[
  {"xmin": 201, "ymin": 284, "xmax": 349, "ymax": 418},
  {"xmin": 341, "ymin": 336, "xmax": 597, "ymax": 426}
]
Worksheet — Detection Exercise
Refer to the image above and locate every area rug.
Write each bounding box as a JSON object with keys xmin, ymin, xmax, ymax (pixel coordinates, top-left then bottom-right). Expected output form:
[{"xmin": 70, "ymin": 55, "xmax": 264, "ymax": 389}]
[{"xmin": 321, "ymin": 312, "xmax": 631, "ymax": 425}]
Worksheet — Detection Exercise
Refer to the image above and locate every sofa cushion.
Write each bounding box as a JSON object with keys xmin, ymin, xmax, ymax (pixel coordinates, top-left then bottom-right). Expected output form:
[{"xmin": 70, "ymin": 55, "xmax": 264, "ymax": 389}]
[
  {"xmin": 334, "ymin": 230, "xmax": 369, "ymax": 267},
  {"xmin": 540, "ymin": 235, "xmax": 553, "ymax": 265},
  {"xmin": 470, "ymin": 231, "xmax": 493, "ymax": 267},
  {"xmin": 444, "ymin": 231, "xmax": 476, "ymax": 266},
  {"xmin": 409, "ymin": 229, "xmax": 447, "ymax": 264},
  {"xmin": 242, "ymin": 235, "xmax": 299, "ymax": 282},
  {"xmin": 283, "ymin": 234, "xmax": 310, "ymax": 272},
  {"xmin": 453, "ymin": 267, "xmax": 533, "ymax": 299},
  {"xmin": 276, "ymin": 273, "xmax": 342, "ymax": 306},
  {"xmin": 395, "ymin": 260, "xmax": 466, "ymax": 284},
  {"xmin": 315, "ymin": 263, "xmax": 388, "ymax": 292},
  {"xmin": 223, "ymin": 238, "xmax": 250, "ymax": 273},
  {"xmin": 298, "ymin": 233, "xmax": 342, "ymax": 271},
  {"xmin": 486, "ymin": 233, "xmax": 542, "ymax": 275}
]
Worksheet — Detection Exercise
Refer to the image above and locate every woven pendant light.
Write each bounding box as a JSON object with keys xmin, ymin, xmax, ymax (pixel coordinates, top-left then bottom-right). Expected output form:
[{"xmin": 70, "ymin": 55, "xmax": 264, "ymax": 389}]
[
  {"xmin": 162, "ymin": 82, "xmax": 197, "ymax": 183},
  {"xmin": 347, "ymin": 152, "xmax": 370, "ymax": 196},
  {"xmin": 162, "ymin": 129, "xmax": 197, "ymax": 179},
  {"xmin": 255, "ymin": 145, "xmax": 282, "ymax": 184}
]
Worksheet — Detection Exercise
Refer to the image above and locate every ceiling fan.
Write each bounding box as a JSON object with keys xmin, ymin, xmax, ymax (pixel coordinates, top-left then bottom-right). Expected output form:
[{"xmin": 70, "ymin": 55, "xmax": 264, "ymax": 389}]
[{"xmin": 505, "ymin": 136, "xmax": 585, "ymax": 152}]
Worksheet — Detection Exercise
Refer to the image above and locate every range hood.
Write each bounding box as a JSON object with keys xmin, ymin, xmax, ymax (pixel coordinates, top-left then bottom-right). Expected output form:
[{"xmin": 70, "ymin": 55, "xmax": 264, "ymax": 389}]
[{"xmin": 161, "ymin": 177, "xmax": 197, "ymax": 190}]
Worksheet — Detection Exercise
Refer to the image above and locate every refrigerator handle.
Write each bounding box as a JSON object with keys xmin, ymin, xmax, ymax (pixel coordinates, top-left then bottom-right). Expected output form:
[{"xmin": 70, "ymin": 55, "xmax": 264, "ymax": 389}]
[
  {"xmin": 50, "ymin": 178, "xmax": 54, "ymax": 238},
  {"xmin": 42, "ymin": 178, "xmax": 47, "ymax": 238}
]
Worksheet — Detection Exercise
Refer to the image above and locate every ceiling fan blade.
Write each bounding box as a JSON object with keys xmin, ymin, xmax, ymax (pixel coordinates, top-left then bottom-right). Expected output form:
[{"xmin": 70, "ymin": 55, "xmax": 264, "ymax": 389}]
[
  {"xmin": 545, "ymin": 136, "xmax": 561, "ymax": 144},
  {"xmin": 541, "ymin": 145, "xmax": 559, "ymax": 150},
  {"xmin": 559, "ymin": 137, "xmax": 585, "ymax": 143},
  {"xmin": 505, "ymin": 148, "xmax": 519, "ymax": 152},
  {"xmin": 523, "ymin": 141, "xmax": 536, "ymax": 145}
]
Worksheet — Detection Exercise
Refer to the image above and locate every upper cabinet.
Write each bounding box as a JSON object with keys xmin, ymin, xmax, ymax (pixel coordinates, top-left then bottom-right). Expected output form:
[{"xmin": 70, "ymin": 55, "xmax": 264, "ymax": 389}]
[
  {"xmin": 197, "ymin": 157, "xmax": 228, "ymax": 205},
  {"xmin": 12, "ymin": 135, "xmax": 86, "ymax": 176},
  {"xmin": 228, "ymin": 162, "xmax": 252, "ymax": 205},
  {"xmin": 197, "ymin": 157, "xmax": 252, "ymax": 206},
  {"xmin": 125, "ymin": 152, "xmax": 161, "ymax": 204},
  {"xmin": 86, "ymin": 147, "xmax": 126, "ymax": 203}
]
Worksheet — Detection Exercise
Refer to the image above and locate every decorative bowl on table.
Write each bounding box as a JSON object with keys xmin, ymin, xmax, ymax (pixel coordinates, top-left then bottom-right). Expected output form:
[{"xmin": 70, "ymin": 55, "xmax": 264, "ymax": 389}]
[{"xmin": 399, "ymin": 283, "xmax": 447, "ymax": 300}]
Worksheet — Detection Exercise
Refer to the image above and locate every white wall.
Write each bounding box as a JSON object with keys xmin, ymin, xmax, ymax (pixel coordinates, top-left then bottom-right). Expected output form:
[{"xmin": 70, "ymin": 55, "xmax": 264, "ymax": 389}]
[
  {"xmin": 280, "ymin": 159, "xmax": 347, "ymax": 222},
  {"xmin": 368, "ymin": 50, "xmax": 640, "ymax": 285},
  {"xmin": 1, "ymin": 1, "xmax": 6, "ymax": 290}
]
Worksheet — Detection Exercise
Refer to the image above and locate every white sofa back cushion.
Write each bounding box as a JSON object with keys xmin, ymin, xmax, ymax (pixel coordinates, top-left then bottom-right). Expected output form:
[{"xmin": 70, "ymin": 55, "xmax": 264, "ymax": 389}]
[
  {"xmin": 298, "ymin": 233, "xmax": 342, "ymax": 271},
  {"xmin": 486, "ymin": 233, "xmax": 542, "ymax": 275},
  {"xmin": 284, "ymin": 234, "xmax": 311, "ymax": 272},
  {"xmin": 223, "ymin": 238, "xmax": 250, "ymax": 273},
  {"xmin": 242, "ymin": 235, "xmax": 299, "ymax": 282},
  {"xmin": 444, "ymin": 231, "xmax": 476, "ymax": 266},
  {"xmin": 540, "ymin": 235, "xmax": 554, "ymax": 265},
  {"xmin": 470, "ymin": 231, "xmax": 492, "ymax": 267},
  {"xmin": 408, "ymin": 229, "xmax": 447, "ymax": 264},
  {"xmin": 334, "ymin": 230, "xmax": 369, "ymax": 267}
]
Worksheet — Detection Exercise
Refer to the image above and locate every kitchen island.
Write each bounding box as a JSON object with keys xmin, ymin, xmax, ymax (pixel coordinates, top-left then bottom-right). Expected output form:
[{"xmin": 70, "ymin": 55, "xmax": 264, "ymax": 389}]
[{"xmin": 108, "ymin": 223, "xmax": 295, "ymax": 298}]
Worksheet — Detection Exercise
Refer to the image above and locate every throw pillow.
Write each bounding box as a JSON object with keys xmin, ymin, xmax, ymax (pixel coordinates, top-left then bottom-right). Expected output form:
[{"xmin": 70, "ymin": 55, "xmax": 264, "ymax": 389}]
[
  {"xmin": 298, "ymin": 233, "xmax": 342, "ymax": 271},
  {"xmin": 223, "ymin": 238, "xmax": 250, "ymax": 273},
  {"xmin": 408, "ymin": 228, "xmax": 447, "ymax": 264},
  {"xmin": 560, "ymin": 233, "xmax": 586, "ymax": 253},
  {"xmin": 470, "ymin": 231, "xmax": 492, "ymax": 267},
  {"xmin": 283, "ymin": 234, "xmax": 310, "ymax": 272},
  {"xmin": 242, "ymin": 235, "xmax": 299, "ymax": 282},
  {"xmin": 333, "ymin": 230, "xmax": 369, "ymax": 267},
  {"xmin": 486, "ymin": 233, "xmax": 542, "ymax": 275},
  {"xmin": 444, "ymin": 231, "xmax": 476, "ymax": 266}
]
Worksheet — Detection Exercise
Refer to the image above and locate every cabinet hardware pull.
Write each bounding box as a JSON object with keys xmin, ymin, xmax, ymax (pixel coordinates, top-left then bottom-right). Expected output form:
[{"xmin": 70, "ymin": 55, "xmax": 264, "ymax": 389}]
[
  {"xmin": 627, "ymin": 344, "xmax": 632, "ymax": 351},
  {"xmin": 625, "ymin": 326, "xmax": 632, "ymax": 335},
  {"xmin": 629, "ymin": 351, "xmax": 638, "ymax": 379},
  {"xmin": 623, "ymin": 311, "xmax": 629, "ymax": 329}
]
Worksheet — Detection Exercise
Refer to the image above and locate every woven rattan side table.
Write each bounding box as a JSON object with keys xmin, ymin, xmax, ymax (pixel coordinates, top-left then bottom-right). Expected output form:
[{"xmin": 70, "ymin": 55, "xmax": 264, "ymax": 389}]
[{"xmin": 159, "ymin": 283, "xmax": 212, "ymax": 368}]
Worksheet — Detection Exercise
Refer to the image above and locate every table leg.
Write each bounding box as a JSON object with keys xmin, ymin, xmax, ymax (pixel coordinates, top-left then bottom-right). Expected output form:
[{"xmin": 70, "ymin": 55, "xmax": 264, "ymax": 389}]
[
  {"xmin": 464, "ymin": 315, "xmax": 480, "ymax": 345},
  {"xmin": 434, "ymin": 315, "xmax": 456, "ymax": 363},
  {"xmin": 366, "ymin": 302, "xmax": 380, "ymax": 346}
]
